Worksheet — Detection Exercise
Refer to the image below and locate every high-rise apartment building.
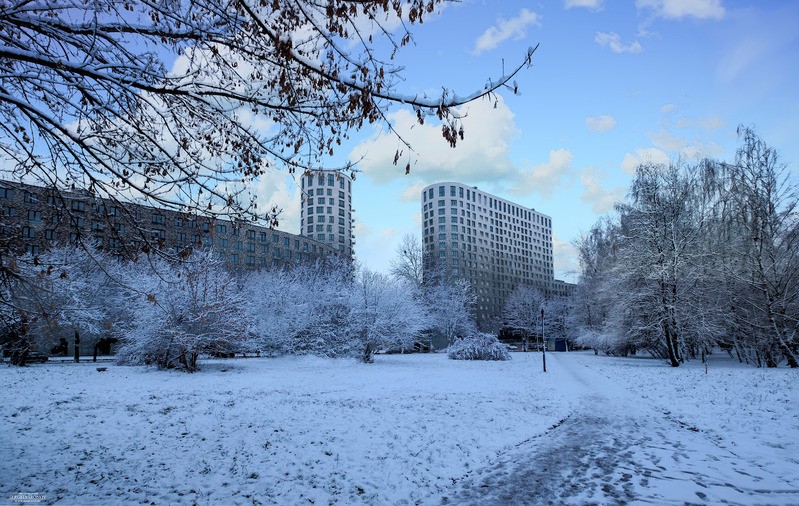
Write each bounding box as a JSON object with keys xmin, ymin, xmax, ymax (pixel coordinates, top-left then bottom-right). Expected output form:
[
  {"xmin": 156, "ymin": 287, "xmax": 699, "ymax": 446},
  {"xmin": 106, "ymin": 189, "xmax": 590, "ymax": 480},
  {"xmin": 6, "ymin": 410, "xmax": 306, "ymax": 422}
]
[
  {"xmin": 299, "ymin": 170, "xmax": 354, "ymax": 258},
  {"xmin": 421, "ymin": 182, "xmax": 554, "ymax": 329}
]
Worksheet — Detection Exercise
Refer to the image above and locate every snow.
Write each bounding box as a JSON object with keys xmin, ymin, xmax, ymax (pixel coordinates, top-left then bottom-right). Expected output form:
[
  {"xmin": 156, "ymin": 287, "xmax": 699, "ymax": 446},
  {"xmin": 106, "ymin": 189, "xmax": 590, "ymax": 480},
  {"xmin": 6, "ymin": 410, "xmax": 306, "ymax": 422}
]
[{"xmin": 1, "ymin": 352, "xmax": 797, "ymax": 505}]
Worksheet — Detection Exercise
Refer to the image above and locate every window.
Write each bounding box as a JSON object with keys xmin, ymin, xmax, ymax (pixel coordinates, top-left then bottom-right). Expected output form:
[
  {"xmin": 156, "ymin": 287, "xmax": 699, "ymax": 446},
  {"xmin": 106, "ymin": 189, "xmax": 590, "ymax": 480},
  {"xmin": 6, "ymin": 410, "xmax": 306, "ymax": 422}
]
[
  {"xmin": 217, "ymin": 224, "xmax": 227, "ymax": 234},
  {"xmin": 220, "ymin": 238, "xmax": 229, "ymax": 248},
  {"xmin": 247, "ymin": 242, "xmax": 255, "ymax": 252},
  {"xmin": 152, "ymin": 214, "xmax": 165, "ymax": 225},
  {"xmin": 259, "ymin": 232, "xmax": 267, "ymax": 242},
  {"xmin": 44, "ymin": 230, "xmax": 55, "ymax": 240},
  {"xmin": 22, "ymin": 226, "xmax": 35, "ymax": 239},
  {"xmin": 231, "ymin": 253, "xmax": 239, "ymax": 263},
  {"xmin": 71, "ymin": 200, "xmax": 86, "ymax": 212},
  {"xmin": 247, "ymin": 230, "xmax": 255, "ymax": 240},
  {"xmin": 438, "ymin": 186, "xmax": 445, "ymax": 197},
  {"xmin": 24, "ymin": 192, "xmax": 38, "ymax": 204},
  {"xmin": 3, "ymin": 207, "xmax": 15, "ymax": 217},
  {"xmin": 175, "ymin": 218, "xmax": 183, "ymax": 228},
  {"xmin": 328, "ymin": 174, "xmax": 335, "ymax": 186},
  {"xmin": 90, "ymin": 220, "xmax": 103, "ymax": 231},
  {"xmin": 177, "ymin": 232, "xmax": 187, "ymax": 242},
  {"xmin": 0, "ymin": 187, "xmax": 12, "ymax": 199},
  {"xmin": 235, "ymin": 241, "xmax": 243, "ymax": 251}
]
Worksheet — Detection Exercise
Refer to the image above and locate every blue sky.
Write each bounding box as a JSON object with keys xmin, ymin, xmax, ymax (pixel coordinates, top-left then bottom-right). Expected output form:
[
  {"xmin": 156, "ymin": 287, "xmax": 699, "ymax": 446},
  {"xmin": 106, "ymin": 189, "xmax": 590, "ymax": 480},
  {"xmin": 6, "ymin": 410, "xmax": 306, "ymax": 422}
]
[{"xmin": 261, "ymin": 0, "xmax": 799, "ymax": 281}]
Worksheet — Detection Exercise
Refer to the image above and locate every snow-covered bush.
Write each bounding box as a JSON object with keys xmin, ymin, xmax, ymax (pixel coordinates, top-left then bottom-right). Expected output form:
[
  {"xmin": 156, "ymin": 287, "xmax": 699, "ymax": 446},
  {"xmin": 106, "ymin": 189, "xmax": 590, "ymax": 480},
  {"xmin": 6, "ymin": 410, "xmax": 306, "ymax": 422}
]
[{"xmin": 447, "ymin": 333, "xmax": 511, "ymax": 361}]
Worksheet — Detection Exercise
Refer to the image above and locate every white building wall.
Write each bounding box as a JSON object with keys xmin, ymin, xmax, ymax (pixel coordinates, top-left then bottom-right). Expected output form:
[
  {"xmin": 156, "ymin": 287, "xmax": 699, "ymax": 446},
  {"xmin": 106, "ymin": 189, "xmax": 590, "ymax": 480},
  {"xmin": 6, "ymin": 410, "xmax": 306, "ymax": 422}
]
[{"xmin": 420, "ymin": 182, "xmax": 554, "ymax": 329}]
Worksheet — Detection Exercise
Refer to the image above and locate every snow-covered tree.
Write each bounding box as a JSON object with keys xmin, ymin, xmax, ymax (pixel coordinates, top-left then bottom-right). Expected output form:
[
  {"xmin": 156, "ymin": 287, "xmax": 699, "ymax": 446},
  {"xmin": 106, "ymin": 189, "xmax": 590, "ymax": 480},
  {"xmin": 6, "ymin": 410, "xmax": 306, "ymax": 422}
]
[
  {"xmin": 716, "ymin": 126, "xmax": 799, "ymax": 367},
  {"xmin": 423, "ymin": 275, "xmax": 477, "ymax": 347},
  {"xmin": 349, "ymin": 268, "xmax": 427, "ymax": 363},
  {"xmin": 243, "ymin": 258, "xmax": 354, "ymax": 357},
  {"xmin": 571, "ymin": 127, "xmax": 799, "ymax": 367},
  {"xmin": 117, "ymin": 251, "xmax": 251, "ymax": 371},
  {"xmin": 3, "ymin": 246, "xmax": 112, "ymax": 363}
]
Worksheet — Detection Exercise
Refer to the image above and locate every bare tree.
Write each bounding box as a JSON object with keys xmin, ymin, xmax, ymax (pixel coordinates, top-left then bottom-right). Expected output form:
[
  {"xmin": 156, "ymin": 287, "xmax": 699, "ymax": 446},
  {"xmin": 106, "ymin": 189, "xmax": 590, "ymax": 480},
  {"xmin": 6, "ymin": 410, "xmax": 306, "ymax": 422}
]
[
  {"xmin": 389, "ymin": 234, "xmax": 424, "ymax": 291},
  {"xmin": 1, "ymin": 0, "xmax": 536, "ymax": 223},
  {"xmin": 502, "ymin": 285, "xmax": 545, "ymax": 351},
  {"xmin": 718, "ymin": 127, "xmax": 799, "ymax": 367}
]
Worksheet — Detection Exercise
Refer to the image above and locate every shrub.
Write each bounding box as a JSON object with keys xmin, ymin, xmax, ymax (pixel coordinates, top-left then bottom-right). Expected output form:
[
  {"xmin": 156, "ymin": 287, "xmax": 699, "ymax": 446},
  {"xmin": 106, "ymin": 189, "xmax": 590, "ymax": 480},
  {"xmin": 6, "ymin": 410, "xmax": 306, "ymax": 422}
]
[{"xmin": 447, "ymin": 333, "xmax": 511, "ymax": 361}]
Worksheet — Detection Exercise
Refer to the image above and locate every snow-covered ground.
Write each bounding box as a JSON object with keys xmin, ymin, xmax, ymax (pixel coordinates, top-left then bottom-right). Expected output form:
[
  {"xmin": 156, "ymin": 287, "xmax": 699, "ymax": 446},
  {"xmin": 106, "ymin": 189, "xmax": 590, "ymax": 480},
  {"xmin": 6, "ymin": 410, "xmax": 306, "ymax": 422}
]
[{"xmin": 1, "ymin": 351, "xmax": 797, "ymax": 505}]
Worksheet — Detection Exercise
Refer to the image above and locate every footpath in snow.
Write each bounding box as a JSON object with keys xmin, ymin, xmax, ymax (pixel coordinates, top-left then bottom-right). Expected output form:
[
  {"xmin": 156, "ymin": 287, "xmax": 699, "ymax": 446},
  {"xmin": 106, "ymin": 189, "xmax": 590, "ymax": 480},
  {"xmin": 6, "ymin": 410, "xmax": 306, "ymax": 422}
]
[{"xmin": 441, "ymin": 352, "xmax": 799, "ymax": 505}]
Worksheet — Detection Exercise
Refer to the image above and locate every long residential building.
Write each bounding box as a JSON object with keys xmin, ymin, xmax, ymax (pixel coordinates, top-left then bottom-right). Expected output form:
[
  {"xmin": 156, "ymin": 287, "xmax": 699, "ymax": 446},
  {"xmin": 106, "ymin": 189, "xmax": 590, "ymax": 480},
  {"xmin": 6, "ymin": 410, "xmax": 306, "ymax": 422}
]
[
  {"xmin": 1, "ymin": 179, "xmax": 344, "ymax": 268},
  {"xmin": 421, "ymin": 182, "xmax": 555, "ymax": 330}
]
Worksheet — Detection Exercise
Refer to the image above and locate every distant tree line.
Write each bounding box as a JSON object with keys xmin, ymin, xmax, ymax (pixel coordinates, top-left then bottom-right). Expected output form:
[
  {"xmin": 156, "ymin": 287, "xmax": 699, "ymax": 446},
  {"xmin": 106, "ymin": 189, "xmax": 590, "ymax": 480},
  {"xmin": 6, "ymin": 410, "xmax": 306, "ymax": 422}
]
[
  {"xmin": 569, "ymin": 127, "xmax": 798, "ymax": 368},
  {"xmin": 2, "ymin": 243, "xmax": 505, "ymax": 370}
]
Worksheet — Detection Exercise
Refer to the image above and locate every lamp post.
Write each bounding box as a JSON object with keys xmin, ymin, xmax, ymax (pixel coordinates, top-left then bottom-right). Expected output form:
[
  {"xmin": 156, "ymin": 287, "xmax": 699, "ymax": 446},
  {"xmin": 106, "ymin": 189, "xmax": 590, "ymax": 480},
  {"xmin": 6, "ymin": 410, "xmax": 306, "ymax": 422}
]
[{"xmin": 541, "ymin": 307, "xmax": 546, "ymax": 373}]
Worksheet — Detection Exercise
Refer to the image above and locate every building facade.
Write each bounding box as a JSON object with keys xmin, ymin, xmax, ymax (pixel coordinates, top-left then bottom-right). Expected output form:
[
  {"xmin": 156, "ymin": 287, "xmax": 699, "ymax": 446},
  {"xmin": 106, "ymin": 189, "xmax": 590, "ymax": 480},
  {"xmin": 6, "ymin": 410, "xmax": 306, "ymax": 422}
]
[
  {"xmin": 1, "ymin": 179, "xmax": 343, "ymax": 268},
  {"xmin": 299, "ymin": 170, "xmax": 354, "ymax": 258},
  {"xmin": 421, "ymin": 182, "xmax": 555, "ymax": 329}
]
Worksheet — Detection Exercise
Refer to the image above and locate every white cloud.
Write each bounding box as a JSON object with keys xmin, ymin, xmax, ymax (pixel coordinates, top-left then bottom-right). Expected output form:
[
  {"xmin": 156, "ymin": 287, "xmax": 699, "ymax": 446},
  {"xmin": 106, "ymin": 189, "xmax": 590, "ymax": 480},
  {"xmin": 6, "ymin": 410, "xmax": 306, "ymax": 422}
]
[
  {"xmin": 620, "ymin": 148, "xmax": 670, "ymax": 174},
  {"xmin": 660, "ymin": 103, "xmax": 679, "ymax": 113},
  {"xmin": 594, "ymin": 32, "xmax": 643, "ymax": 54},
  {"xmin": 579, "ymin": 168, "xmax": 626, "ymax": 213},
  {"xmin": 646, "ymin": 129, "xmax": 724, "ymax": 159},
  {"xmin": 564, "ymin": 0, "xmax": 603, "ymax": 10},
  {"xmin": 636, "ymin": 0, "xmax": 725, "ymax": 20},
  {"xmin": 350, "ymin": 95, "xmax": 518, "ymax": 185},
  {"xmin": 585, "ymin": 115, "xmax": 617, "ymax": 133},
  {"xmin": 472, "ymin": 9, "xmax": 541, "ymax": 56},
  {"xmin": 254, "ymin": 172, "xmax": 302, "ymax": 233},
  {"xmin": 553, "ymin": 233, "xmax": 580, "ymax": 282},
  {"xmin": 674, "ymin": 116, "xmax": 725, "ymax": 131},
  {"xmin": 717, "ymin": 37, "xmax": 769, "ymax": 83},
  {"xmin": 400, "ymin": 181, "xmax": 429, "ymax": 202},
  {"xmin": 510, "ymin": 148, "xmax": 575, "ymax": 197}
]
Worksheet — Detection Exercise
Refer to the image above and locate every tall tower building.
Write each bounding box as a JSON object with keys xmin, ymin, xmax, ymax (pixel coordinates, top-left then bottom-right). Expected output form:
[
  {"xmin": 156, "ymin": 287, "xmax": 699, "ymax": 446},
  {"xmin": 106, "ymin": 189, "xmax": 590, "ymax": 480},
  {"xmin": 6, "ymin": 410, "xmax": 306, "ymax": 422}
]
[
  {"xmin": 300, "ymin": 170, "xmax": 354, "ymax": 258},
  {"xmin": 421, "ymin": 182, "xmax": 554, "ymax": 330}
]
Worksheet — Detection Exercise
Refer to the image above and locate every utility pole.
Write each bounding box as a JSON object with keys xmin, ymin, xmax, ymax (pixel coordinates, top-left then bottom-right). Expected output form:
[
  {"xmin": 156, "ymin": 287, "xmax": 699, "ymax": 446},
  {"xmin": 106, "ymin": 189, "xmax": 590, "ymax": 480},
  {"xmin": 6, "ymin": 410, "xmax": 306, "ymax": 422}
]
[{"xmin": 541, "ymin": 307, "xmax": 546, "ymax": 373}]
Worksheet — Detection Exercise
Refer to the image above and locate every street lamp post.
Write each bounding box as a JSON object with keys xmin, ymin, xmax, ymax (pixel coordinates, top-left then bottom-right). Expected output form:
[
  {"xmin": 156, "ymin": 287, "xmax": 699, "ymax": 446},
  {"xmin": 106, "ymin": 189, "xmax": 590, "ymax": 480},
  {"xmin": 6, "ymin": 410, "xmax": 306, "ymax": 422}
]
[{"xmin": 541, "ymin": 307, "xmax": 546, "ymax": 373}]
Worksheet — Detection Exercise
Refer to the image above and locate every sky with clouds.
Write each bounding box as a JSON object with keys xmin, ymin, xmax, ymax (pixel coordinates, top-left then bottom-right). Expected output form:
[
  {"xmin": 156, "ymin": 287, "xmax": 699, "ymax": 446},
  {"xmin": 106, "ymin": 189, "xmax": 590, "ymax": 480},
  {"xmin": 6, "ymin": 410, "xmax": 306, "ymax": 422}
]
[{"xmin": 259, "ymin": 0, "xmax": 799, "ymax": 282}]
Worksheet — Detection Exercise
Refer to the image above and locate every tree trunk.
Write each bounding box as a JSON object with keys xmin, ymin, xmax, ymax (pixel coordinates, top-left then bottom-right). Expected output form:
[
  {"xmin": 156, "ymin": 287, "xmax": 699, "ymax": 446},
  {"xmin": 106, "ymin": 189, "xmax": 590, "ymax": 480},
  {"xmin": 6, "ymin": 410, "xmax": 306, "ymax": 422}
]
[{"xmin": 73, "ymin": 330, "xmax": 80, "ymax": 363}]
